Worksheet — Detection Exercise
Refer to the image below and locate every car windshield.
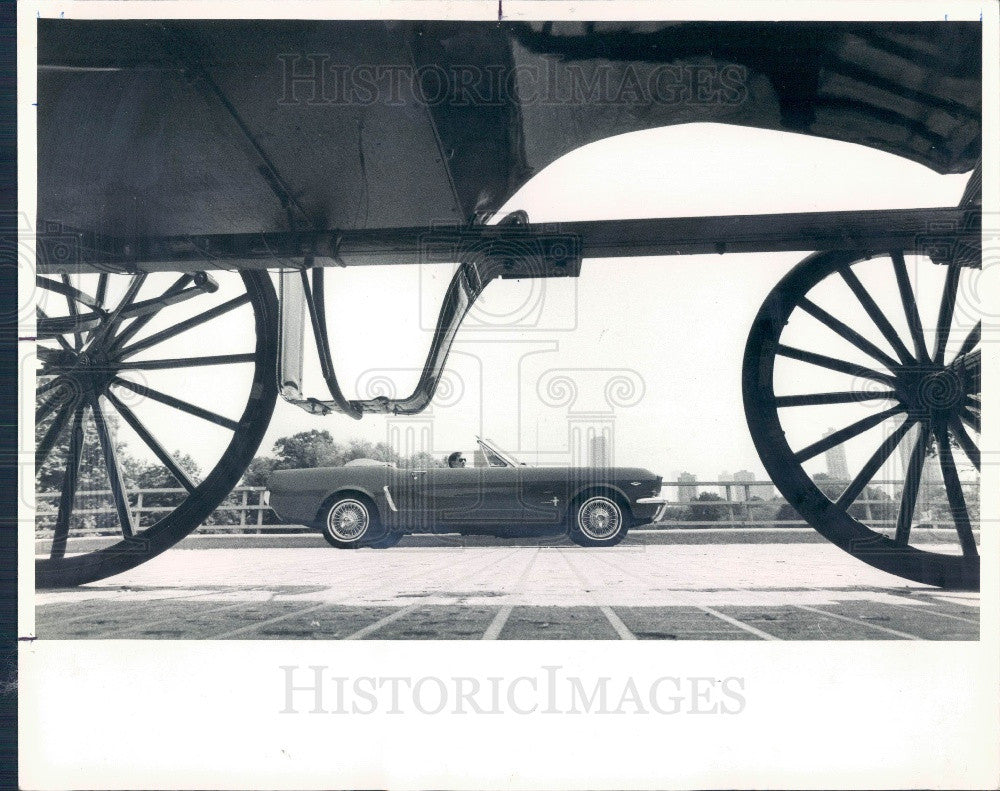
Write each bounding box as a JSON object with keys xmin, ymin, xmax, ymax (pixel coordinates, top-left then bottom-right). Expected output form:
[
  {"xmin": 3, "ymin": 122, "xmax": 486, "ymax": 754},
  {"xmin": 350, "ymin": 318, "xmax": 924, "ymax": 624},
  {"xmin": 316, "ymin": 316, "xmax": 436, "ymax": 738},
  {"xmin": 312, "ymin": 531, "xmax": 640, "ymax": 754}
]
[{"xmin": 477, "ymin": 437, "xmax": 523, "ymax": 467}]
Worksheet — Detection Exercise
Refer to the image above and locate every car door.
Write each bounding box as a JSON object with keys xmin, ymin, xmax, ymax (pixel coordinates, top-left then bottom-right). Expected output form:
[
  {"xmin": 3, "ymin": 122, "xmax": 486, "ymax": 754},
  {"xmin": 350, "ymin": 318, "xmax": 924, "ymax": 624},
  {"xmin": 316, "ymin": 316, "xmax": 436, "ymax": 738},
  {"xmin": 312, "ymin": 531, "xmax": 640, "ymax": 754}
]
[{"xmin": 431, "ymin": 466, "xmax": 523, "ymax": 530}]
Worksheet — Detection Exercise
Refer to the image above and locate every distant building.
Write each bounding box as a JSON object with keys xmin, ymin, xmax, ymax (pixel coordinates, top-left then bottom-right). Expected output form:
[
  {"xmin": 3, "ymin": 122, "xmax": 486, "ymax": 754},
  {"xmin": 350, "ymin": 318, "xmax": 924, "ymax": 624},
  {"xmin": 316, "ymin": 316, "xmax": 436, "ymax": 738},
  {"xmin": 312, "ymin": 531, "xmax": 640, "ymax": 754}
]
[
  {"xmin": 589, "ymin": 435, "xmax": 608, "ymax": 468},
  {"xmin": 823, "ymin": 427, "xmax": 850, "ymax": 481},
  {"xmin": 732, "ymin": 469, "xmax": 756, "ymax": 502},
  {"xmin": 677, "ymin": 472, "xmax": 698, "ymax": 503}
]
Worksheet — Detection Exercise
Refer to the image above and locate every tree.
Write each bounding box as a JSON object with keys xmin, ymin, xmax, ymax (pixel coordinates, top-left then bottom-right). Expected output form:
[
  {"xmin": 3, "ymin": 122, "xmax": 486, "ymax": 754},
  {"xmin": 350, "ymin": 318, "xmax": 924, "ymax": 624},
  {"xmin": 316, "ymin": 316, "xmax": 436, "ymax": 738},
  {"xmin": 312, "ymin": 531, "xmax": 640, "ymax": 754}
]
[
  {"xmin": 402, "ymin": 451, "xmax": 445, "ymax": 470},
  {"xmin": 242, "ymin": 456, "xmax": 277, "ymax": 487},
  {"xmin": 271, "ymin": 429, "xmax": 344, "ymax": 469},
  {"xmin": 688, "ymin": 491, "xmax": 725, "ymax": 522},
  {"xmin": 130, "ymin": 452, "xmax": 203, "ymax": 528}
]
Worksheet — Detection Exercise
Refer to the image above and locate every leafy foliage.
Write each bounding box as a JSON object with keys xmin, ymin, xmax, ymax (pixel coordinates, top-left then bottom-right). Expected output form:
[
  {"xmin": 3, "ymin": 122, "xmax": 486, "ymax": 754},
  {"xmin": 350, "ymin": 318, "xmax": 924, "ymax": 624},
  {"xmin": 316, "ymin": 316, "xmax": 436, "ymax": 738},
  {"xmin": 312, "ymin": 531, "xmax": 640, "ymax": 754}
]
[{"xmin": 241, "ymin": 429, "xmax": 444, "ymax": 486}]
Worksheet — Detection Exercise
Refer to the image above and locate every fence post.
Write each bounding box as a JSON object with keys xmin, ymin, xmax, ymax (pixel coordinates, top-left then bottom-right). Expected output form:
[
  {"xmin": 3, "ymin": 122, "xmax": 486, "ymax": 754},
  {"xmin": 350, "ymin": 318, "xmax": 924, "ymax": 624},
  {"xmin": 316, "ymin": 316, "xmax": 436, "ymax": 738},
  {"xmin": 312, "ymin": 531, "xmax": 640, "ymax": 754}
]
[
  {"xmin": 136, "ymin": 491, "xmax": 144, "ymax": 529},
  {"xmin": 725, "ymin": 484, "xmax": 734, "ymax": 524},
  {"xmin": 256, "ymin": 489, "xmax": 264, "ymax": 533},
  {"xmin": 239, "ymin": 489, "xmax": 248, "ymax": 529}
]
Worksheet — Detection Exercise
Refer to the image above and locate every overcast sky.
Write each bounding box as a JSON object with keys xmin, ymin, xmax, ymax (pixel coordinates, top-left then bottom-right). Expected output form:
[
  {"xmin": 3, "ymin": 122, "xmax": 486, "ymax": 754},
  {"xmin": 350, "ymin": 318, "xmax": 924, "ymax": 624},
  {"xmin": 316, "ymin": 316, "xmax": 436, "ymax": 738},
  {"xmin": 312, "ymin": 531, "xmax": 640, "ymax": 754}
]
[{"xmin": 103, "ymin": 122, "xmax": 970, "ymax": 482}]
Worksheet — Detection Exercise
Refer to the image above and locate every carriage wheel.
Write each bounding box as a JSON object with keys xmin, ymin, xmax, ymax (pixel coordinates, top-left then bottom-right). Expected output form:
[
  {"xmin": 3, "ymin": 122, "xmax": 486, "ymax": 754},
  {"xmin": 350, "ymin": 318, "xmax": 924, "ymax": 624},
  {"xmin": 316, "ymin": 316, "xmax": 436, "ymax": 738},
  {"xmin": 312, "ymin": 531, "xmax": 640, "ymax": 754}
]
[
  {"xmin": 743, "ymin": 250, "xmax": 979, "ymax": 589},
  {"xmin": 35, "ymin": 269, "xmax": 278, "ymax": 587}
]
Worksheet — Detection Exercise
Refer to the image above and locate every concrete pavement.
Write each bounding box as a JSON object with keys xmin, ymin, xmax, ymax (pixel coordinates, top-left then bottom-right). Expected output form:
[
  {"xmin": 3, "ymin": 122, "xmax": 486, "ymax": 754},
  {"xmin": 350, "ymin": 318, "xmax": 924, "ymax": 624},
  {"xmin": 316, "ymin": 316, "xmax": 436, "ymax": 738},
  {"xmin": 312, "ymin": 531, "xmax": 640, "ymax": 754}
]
[{"xmin": 33, "ymin": 542, "xmax": 979, "ymax": 640}]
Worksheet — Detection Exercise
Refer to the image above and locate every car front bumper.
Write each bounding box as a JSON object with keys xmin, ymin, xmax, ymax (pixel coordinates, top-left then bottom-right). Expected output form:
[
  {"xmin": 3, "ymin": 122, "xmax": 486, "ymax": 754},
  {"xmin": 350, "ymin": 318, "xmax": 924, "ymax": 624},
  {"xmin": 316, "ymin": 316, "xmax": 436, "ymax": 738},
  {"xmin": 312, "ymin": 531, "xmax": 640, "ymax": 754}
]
[{"xmin": 635, "ymin": 497, "xmax": 669, "ymax": 523}]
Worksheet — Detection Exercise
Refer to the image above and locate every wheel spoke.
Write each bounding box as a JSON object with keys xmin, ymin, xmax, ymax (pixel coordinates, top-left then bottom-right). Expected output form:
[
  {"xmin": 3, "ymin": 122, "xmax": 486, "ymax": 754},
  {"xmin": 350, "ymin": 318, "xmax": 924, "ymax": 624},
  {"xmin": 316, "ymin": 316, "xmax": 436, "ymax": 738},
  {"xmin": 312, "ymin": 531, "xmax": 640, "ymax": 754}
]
[
  {"xmin": 836, "ymin": 416, "xmax": 916, "ymax": 510},
  {"xmin": 949, "ymin": 414, "xmax": 979, "ymax": 472},
  {"xmin": 890, "ymin": 252, "xmax": 931, "ymax": 362},
  {"xmin": 775, "ymin": 390, "xmax": 898, "ymax": 408},
  {"xmin": 61, "ymin": 274, "xmax": 83, "ymax": 350},
  {"xmin": 37, "ymin": 307, "xmax": 74, "ymax": 352},
  {"xmin": 935, "ymin": 422, "xmax": 978, "ymax": 559},
  {"xmin": 953, "ymin": 321, "xmax": 980, "ymax": 361},
  {"xmin": 932, "ymin": 265, "xmax": 961, "ymax": 364},
  {"xmin": 116, "ymin": 353, "xmax": 257, "ymax": 371},
  {"xmin": 35, "ymin": 398, "xmax": 77, "ymax": 470},
  {"xmin": 104, "ymin": 389, "xmax": 198, "ymax": 494},
  {"xmin": 111, "ymin": 377, "xmax": 240, "ymax": 431},
  {"xmin": 36, "ymin": 384, "xmax": 71, "ymax": 424},
  {"xmin": 94, "ymin": 273, "xmax": 108, "ymax": 310},
  {"xmin": 108, "ymin": 274, "xmax": 193, "ymax": 354},
  {"xmin": 959, "ymin": 406, "xmax": 979, "ymax": 434},
  {"xmin": 50, "ymin": 403, "xmax": 86, "ymax": 559},
  {"xmin": 798, "ymin": 297, "xmax": 900, "ymax": 370},
  {"xmin": 117, "ymin": 293, "xmax": 251, "ymax": 359},
  {"xmin": 90, "ymin": 394, "xmax": 135, "ymax": 538},
  {"xmin": 36, "ymin": 376, "xmax": 67, "ymax": 397},
  {"xmin": 894, "ymin": 421, "xmax": 929, "ymax": 545},
  {"xmin": 36, "ymin": 275, "xmax": 103, "ymax": 311},
  {"xmin": 776, "ymin": 344, "xmax": 896, "ymax": 386},
  {"xmin": 839, "ymin": 265, "xmax": 916, "ymax": 365},
  {"xmin": 793, "ymin": 405, "xmax": 905, "ymax": 464},
  {"xmin": 87, "ymin": 273, "xmax": 147, "ymax": 350}
]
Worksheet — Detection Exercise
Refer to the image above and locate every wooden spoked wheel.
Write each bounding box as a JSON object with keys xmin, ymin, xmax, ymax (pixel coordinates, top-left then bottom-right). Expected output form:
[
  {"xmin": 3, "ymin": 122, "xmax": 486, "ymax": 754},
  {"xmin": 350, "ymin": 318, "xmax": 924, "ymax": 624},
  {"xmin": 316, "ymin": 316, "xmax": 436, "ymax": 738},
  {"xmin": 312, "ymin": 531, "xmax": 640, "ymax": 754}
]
[
  {"xmin": 744, "ymin": 250, "xmax": 979, "ymax": 589},
  {"xmin": 34, "ymin": 269, "xmax": 278, "ymax": 588}
]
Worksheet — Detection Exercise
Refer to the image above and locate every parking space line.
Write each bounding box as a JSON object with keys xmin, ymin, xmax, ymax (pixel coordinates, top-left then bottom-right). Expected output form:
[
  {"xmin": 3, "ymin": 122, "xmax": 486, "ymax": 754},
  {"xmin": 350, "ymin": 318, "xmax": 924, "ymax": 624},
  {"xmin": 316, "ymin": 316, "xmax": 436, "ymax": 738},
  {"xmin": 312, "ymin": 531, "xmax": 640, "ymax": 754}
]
[
  {"xmin": 697, "ymin": 606, "xmax": 781, "ymax": 640},
  {"xmin": 555, "ymin": 550, "xmax": 639, "ymax": 640},
  {"xmin": 207, "ymin": 548, "xmax": 513, "ymax": 639},
  {"xmin": 600, "ymin": 606, "xmax": 636, "ymax": 640},
  {"xmin": 879, "ymin": 599, "xmax": 979, "ymax": 625},
  {"xmin": 482, "ymin": 606, "xmax": 514, "ymax": 640},
  {"xmin": 36, "ymin": 587, "xmax": 260, "ymax": 630},
  {"xmin": 481, "ymin": 548, "xmax": 540, "ymax": 640},
  {"xmin": 344, "ymin": 605, "xmax": 422, "ymax": 640},
  {"xmin": 793, "ymin": 605, "xmax": 920, "ymax": 640},
  {"xmin": 92, "ymin": 596, "xmax": 280, "ymax": 639},
  {"xmin": 580, "ymin": 550, "xmax": 778, "ymax": 640}
]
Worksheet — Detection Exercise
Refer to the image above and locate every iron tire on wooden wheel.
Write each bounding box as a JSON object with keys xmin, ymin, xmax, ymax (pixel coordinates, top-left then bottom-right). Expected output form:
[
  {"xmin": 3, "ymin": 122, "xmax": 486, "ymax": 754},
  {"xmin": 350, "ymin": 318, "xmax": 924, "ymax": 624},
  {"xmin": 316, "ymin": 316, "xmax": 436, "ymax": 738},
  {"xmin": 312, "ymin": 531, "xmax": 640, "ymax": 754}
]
[
  {"xmin": 743, "ymin": 250, "xmax": 979, "ymax": 590},
  {"xmin": 35, "ymin": 269, "xmax": 278, "ymax": 588}
]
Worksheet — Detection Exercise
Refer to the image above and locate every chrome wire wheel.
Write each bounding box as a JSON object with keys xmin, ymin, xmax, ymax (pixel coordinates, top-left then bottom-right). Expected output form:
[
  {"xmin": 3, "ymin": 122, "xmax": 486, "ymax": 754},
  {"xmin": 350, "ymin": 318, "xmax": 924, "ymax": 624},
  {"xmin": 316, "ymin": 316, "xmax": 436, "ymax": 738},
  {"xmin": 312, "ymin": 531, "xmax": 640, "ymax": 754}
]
[
  {"xmin": 34, "ymin": 269, "xmax": 278, "ymax": 588},
  {"xmin": 743, "ymin": 250, "xmax": 979, "ymax": 589},
  {"xmin": 326, "ymin": 499, "xmax": 371, "ymax": 542},
  {"xmin": 576, "ymin": 496, "xmax": 624, "ymax": 541}
]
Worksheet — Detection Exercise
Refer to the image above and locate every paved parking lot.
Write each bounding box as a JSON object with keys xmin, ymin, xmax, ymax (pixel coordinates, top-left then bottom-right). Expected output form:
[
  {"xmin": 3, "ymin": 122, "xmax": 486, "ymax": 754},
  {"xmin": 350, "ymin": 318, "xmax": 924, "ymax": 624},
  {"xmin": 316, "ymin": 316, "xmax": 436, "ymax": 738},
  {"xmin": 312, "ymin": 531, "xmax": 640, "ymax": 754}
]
[{"xmin": 33, "ymin": 541, "xmax": 979, "ymax": 640}]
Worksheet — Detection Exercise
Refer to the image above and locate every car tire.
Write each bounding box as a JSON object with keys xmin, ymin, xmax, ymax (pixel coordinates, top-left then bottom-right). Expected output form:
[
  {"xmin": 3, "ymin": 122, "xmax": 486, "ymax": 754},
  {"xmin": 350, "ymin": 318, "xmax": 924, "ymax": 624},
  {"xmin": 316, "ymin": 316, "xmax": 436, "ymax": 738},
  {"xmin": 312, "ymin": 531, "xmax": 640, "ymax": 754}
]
[
  {"xmin": 370, "ymin": 532, "xmax": 403, "ymax": 549},
  {"xmin": 568, "ymin": 494, "xmax": 631, "ymax": 547},
  {"xmin": 319, "ymin": 495, "xmax": 383, "ymax": 549}
]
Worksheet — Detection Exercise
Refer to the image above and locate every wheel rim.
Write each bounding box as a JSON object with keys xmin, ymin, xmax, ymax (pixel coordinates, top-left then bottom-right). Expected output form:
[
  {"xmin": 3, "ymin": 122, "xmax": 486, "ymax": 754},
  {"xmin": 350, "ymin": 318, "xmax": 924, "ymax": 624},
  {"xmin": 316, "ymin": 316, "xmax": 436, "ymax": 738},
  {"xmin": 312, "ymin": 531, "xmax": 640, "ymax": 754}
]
[
  {"xmin": 34, "ymin": 269, "xmax": 278, "ymax": 587},
  {"xmin": 743, "ymin": 250, "xmax": 979, "ymax": 589},
  {"xmin": 327, "ymin": 499, "xmax": 370, "ymax": 541},
  {"xmin": 577, "ymin": 496, "xmax": 623, "ymax": 541}
]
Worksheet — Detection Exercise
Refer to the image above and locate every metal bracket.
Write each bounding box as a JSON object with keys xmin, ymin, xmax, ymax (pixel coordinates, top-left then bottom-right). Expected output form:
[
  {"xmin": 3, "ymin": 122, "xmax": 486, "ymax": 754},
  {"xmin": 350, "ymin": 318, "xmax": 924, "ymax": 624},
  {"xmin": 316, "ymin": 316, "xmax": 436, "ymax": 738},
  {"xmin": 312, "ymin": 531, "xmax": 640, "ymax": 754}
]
[{"xmin": 277, "ymin": 228, "xmax": 581, "ymax": 419}]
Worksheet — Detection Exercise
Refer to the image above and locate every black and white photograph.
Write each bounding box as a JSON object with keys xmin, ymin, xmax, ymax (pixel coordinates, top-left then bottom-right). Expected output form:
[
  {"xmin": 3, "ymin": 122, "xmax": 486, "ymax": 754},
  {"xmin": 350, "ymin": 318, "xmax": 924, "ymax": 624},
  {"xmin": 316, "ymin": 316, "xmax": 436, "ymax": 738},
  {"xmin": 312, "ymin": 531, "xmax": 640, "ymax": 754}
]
[{"xmin": 16, "ymin": 1, "xmax": 999, "ymax": 788}]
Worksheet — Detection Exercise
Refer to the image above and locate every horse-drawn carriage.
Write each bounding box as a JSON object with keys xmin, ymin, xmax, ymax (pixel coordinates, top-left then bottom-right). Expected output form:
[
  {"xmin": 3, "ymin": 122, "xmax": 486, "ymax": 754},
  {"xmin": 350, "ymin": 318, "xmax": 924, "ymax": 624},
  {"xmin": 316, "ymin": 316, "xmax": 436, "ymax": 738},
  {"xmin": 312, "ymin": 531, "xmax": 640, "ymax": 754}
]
[{"xmin": 33, "ymin": 19, "xmax": 982, "ymax": 589}]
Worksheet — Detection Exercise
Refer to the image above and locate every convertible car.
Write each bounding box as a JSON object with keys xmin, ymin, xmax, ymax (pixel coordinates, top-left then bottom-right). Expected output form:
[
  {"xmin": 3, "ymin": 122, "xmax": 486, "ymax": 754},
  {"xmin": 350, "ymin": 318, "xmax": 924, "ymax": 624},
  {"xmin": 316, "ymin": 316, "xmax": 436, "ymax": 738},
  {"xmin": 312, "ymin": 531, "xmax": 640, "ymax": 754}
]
[{"xmin": 266, "ymin": 437, "xmax": 665, "ymax": 548}]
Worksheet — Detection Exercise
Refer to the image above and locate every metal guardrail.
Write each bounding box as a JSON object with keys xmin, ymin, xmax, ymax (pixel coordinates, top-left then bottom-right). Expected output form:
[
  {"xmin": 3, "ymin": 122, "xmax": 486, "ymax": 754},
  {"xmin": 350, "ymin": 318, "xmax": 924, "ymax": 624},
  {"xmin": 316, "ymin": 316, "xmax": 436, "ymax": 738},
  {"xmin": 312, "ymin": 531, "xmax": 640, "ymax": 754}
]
[{"xmin": 34, "ymin": 479, "xmax": 972, "ymax": 536}]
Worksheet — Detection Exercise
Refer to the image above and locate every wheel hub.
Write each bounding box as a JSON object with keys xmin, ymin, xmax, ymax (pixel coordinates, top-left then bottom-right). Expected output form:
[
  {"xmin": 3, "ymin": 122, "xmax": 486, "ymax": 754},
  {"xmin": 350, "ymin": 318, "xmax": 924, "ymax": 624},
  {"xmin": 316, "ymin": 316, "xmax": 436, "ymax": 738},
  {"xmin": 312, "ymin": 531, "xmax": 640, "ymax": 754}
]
[
  {"xmin": 42, "ymin": 347, "xmax": 119, "ymax": 395},
  {"xmin": 896, "ymin": 366, "xmax": 965, "ymax": 413}
]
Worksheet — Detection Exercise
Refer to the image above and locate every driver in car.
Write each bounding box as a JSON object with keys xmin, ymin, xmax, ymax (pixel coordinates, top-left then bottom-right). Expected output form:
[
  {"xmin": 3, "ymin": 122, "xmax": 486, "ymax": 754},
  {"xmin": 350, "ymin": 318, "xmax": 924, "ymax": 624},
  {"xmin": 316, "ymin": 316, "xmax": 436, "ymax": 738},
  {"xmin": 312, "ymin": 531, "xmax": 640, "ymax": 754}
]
[{"xmin": 447, "ymin": 451, "xmax": 467, "ymax": 468}]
